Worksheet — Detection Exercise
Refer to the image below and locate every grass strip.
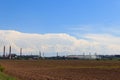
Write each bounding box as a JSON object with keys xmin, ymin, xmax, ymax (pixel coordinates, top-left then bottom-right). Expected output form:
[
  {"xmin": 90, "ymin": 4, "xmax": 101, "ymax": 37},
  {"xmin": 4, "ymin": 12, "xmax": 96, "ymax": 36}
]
[{"xmin": 0, "ymin": 72, "xmax": 17, "ymax": 80}]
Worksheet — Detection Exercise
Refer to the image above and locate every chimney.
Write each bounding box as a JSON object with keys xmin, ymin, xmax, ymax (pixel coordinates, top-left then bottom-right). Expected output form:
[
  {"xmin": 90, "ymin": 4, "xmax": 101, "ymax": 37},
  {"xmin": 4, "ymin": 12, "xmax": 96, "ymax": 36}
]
[
  {"xmin": 9, "ymin": 46, "xmax": 11, "ymax": 59},
  {"xmin": 39, "ymin": 51, "xmax": 41, "ymax": 58},
  {"xmin": 43, "ymin": 52, "xmax": 44, "ymax": 58},
  {"xmin": 83, "ymin": 52, "xmax": 85, "ymax": 59},
  {"xmin": 3, "ymin": 46, "xmax": 5, "ymax": 57},
  {"xmin": 57, "ymin": 52, "xmax": 59, "ymax": 57},
  {"xmin": 89, "ymin": 52, "xmax": 91, "ymax": 59},
  {"xmin": 20, "ymin": 48, "xmax": 22, "ymax": 56}
]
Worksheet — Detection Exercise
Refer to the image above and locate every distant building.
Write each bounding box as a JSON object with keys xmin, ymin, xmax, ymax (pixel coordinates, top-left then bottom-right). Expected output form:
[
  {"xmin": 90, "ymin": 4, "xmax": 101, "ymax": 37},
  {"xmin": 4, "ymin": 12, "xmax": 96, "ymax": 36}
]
[
  {"xmin": 7, "ymin": 53, "xmax": 17, "ymax": 59},
  {"xmin": 67, "ymin": 55, "xmax": 100, "ymax": 59}
]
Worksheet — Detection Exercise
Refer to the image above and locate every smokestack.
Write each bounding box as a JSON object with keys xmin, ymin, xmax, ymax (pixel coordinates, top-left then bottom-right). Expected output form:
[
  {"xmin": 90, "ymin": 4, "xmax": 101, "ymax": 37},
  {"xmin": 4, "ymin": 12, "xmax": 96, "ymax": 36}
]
[
  {"xmin": 39, "ymin": 51, "xmax": 41, "ymax": 58},
  {"xmin": 95, "ymin": 52, "xmax": 97, "ymax": 56},
  {"xmin": 57, "ymin": 52, "xmax": 59, "ymax": 57},
  {"xmin": 3, "ymin": 46, "xmax": 5, "ymax": 57},
  {"xmin": 43, "ymin": 52, "xmax": 44, "ymax": 58},
  {"xmin": 83, "ymin": 52, "xmax": 85, "ymax": 59},
  {"xmin": 89, "ymin": 52, "xmax": 91, "ymax": 59},
  {"xmin": 20, "ymin": 48, "xmax": 22, "ymax": 56},
  {"xmin": 9, "ymin": 46, "xmax": 11, "ymax": 59}
]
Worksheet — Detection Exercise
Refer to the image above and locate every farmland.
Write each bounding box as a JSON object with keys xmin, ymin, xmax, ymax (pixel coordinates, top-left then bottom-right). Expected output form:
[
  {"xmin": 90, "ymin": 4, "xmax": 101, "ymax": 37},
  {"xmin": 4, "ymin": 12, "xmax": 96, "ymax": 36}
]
[{"xmin": 0, "ymin": 60, "xmax": 120, "ymax": 80}]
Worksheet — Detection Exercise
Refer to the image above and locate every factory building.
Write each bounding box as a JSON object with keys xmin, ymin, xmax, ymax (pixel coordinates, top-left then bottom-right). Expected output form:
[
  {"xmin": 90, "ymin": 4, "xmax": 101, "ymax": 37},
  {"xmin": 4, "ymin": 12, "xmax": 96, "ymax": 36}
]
[{"xmin": 67, "ymin": 55, "xmax": 100, "ymax": 59}]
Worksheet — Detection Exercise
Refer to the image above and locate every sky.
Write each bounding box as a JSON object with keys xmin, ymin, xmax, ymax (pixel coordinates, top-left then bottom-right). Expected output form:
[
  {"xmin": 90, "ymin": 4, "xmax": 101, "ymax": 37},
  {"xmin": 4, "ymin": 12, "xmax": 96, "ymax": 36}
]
[{"xmin": 0, "ymin": 0, "xmax": 120, "ymax": 56}]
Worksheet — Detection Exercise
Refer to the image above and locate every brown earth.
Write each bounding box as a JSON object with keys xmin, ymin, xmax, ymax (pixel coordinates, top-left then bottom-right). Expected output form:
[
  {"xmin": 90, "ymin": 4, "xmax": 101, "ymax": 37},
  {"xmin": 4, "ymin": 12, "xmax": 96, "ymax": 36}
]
[{"xmin": 0, "ymin": 60, "xmax": 120, "ymax": 80}]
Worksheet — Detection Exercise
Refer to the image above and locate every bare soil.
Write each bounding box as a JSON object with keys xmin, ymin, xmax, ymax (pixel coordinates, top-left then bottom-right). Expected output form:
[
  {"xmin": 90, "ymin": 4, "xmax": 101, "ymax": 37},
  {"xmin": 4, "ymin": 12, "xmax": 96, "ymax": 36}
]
[{"xmin": 0, "ymin": 60, "xmax": 120, "ymax": 80}]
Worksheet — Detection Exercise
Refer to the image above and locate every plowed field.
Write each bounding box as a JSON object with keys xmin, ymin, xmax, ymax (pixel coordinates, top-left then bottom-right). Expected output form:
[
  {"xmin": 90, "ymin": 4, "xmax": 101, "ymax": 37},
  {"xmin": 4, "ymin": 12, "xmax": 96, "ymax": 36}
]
[{"xmin": 0, "ymin": 60, "xmax": 120, "ymax": 80}]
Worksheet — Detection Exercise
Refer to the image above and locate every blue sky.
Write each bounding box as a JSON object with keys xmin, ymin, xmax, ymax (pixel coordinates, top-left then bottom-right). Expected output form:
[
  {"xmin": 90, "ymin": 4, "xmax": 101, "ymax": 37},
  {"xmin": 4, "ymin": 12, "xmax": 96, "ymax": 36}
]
[
  {"xmin": 0, "ymin": 0, "xmax": 120, "ymax": 35},
  {"xmin": 0, "ymin": 0, "xmax": 120, "ymax": 55}
]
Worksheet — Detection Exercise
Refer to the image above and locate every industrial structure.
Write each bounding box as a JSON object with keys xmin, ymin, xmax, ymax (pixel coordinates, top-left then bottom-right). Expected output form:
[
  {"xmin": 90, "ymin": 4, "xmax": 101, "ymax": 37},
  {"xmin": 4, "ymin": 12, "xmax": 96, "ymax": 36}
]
[
  {"xmin": 3, "ymin": 46, "xmax": 5, "ymax": 58},
  {"xmin": 0, "ymin": 45, "xmax": 120, "ymax": 60}
]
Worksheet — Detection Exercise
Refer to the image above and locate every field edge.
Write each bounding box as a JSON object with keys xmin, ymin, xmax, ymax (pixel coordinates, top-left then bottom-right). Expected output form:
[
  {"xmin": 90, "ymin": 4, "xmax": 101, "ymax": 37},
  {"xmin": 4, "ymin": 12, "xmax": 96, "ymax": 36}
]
[{"xmin": 0, "ymin": 72, "xmax": 18, "ymax": 80}]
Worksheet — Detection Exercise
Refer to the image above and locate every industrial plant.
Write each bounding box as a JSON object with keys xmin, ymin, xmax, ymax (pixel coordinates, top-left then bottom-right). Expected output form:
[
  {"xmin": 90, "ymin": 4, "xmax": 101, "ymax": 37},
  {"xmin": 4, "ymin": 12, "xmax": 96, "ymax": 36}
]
[{"xmin": 0, "ymin": 45, "xmax": 120, "ymax": 60}]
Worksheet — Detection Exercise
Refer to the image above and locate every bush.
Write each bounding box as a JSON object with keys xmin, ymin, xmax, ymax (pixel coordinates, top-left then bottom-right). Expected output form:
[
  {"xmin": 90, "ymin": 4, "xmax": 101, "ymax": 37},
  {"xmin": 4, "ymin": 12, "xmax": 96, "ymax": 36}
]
[{"xmin": 0, "ymin": 65, "xmax": 5, "ymax": 72}]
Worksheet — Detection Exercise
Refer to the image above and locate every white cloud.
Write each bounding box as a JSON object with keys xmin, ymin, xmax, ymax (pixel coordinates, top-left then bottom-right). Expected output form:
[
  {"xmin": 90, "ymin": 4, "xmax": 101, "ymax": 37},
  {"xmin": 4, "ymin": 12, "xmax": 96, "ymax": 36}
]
[
  {"xmin": 69, "ymin": 24, "xmax": 120, "ymax": 36},
  {"xmin": 0, "ymin": 30, "xmax": 120, "ymax": 56}
]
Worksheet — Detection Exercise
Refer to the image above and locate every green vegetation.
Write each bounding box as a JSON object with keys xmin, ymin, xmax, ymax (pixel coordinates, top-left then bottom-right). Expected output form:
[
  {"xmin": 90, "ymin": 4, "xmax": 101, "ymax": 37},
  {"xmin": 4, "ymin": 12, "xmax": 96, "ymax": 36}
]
[
  {"xmin": 0, "ymin": 72, "xmax": 17, "ymax": 80},
  {"xmin": 0, "ymin": 65, "xmax": 17, "ymax": 80},
  {"xmin": 0, "ymin": 64, "xmax": 5, "ymax": 72}
]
